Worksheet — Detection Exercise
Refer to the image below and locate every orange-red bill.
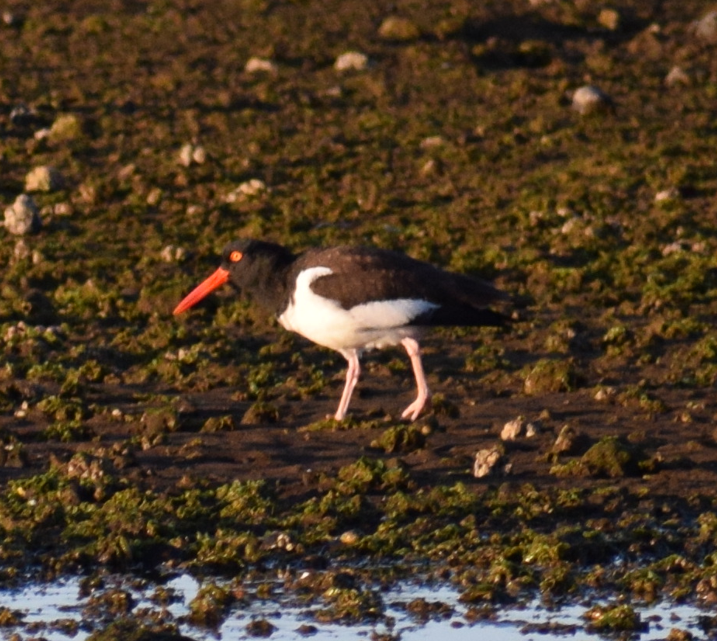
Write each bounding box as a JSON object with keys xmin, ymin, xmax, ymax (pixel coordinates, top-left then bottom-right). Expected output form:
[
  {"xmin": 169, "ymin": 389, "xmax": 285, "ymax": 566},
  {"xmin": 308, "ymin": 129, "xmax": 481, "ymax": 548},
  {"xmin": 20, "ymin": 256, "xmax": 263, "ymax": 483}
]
[{"xmin": 173, "ymin": 267, "xmax": 230, "ymax": 315}]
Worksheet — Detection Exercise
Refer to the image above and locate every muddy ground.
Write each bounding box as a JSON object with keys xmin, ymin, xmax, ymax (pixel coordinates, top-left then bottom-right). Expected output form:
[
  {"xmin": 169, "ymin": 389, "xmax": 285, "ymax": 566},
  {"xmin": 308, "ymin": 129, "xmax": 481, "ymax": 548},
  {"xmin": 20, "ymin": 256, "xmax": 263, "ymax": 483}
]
[{"xmin": 2, "ymin": 0, "xmax": 717, "ymax": 635}]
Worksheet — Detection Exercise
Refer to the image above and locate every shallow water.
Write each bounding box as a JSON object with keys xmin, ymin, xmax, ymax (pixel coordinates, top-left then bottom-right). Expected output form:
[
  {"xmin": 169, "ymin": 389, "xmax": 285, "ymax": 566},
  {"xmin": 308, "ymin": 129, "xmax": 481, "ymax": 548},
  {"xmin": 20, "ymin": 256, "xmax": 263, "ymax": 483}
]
[{"xmin": 1, "ymin": 573, "xmax": 713, "ymax": 641}]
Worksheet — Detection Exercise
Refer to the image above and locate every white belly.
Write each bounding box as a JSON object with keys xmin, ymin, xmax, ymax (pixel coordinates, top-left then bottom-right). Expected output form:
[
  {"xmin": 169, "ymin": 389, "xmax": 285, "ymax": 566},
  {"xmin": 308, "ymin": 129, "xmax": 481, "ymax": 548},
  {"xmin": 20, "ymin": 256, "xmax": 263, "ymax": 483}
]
[{"xmin": 277, "ymin": 266, "xmax": 437, "ymax": 352}]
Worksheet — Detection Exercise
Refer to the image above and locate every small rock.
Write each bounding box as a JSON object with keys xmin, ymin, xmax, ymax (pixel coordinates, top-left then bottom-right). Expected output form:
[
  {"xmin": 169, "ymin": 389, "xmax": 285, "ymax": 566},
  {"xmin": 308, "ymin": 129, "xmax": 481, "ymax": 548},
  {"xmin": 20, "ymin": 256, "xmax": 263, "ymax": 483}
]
[
  {"xmin": 665, "ymin": 66, "xmax": 690, "ymax": 87},
  {"xmin": 655, "ymin": 187, "xmax": 680, "ymax": 202},
  {"xmin": 192, "ymin": 145, "xmax": 207, "ymax": 164},
  {"xmin": 334, "ymin": 51, "xmax": 368, "ymax": 72},
  {"xmin": 598, "ymin": 8, "xmax": 620, "ymax": 31},
  {"xmin": 419, "ymin": 158, "xmax": 440, "ymax": 176},
  {"xmin": 572, "ymin": 85, "xmax": 613, "ymax": 115},
  {"xmin": 501, "ymin": 417, "xmax": 526, "ymax": 441},
  {"xmin": 594, "ymin": 386, "xmax": 616, "ymax": 401},
  {"xmin": 245, "ymin": 57, "xmax": 278, "ymax": 74},
  {"xmin": 340, "ymin": 530, "xmax": 360, "ymax": 545},
  {"xmin": 160, "ymin": 245, "xmax": 187, "ymax": 262},
  {"xmin": 146, "ymin": 187, "xmax": 162, "ymax": 206},
  {"xmin": 694, "ymin": 10, "xmax": 717, "ymax": 43},
  {"xmin": 378, "ymin": 16, "xmax": 420, "ymax": 42},
  {"xmin": 3, "ymin": 194, "xmax": 41, "ymax": 235},
  {"xmin": 48, "ymin": 114, "xmax": 82, "ymax": 142},
  {"xmin": 25, "ymin": 165, "xmax": 64, "ymax": 192},
  {"xmin": 552, "ymin": 424, "xmax": 590, "ymax": 456},
  {"xmin": 179, "ymin": 143, "xmax": 207, "ymax": 167},
  {"xmin": 9, "ymin": 103, "xmax": 38, "ymax": 126},
  {"xmin": 473, "ymin": 446, "xmax": 507, "ymax": 478},
  {"xmin": 13, "ymin": 239, "xmax": 31, "ymax": 261},
  {"xmin": 420, "ymin": 135, "xmax": 446, "ymax": 149},
  {"xmin": 662, "ymin": 241, "xmax": 685, "ymax": 256},
  {"xmin": 117, "ymin": 163, "xmax": 136, "ymax": 180},
  {"xmin": 2, "ymin": 10, "xmax": 21, "ymax": 27},
  {"xmin": 225, "ymin": 179, "xmax": 268, "ymax": 202},
  {"xmin": 178, "ymin": 143, "xmax": 194, "ymax": 167}
]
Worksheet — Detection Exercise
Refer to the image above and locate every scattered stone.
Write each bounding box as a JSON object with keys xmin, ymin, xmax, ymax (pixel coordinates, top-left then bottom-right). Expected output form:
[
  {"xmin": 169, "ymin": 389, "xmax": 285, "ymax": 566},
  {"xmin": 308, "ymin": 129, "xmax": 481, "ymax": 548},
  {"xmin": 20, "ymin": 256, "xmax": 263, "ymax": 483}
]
[
  {"xmin": 594, "ymin": 386, "xmax": 617, "ymax": 401},
  {"xmin": 598, "ymin": 8, "xmax": 621, "ymax": 31},
  {"xmin": 9, "ymin": 103, "xmax": 38, "ymax": 126},
  {"xmin": 160, "ymin": 245, "xmax": 187, "ymax": 262},
  {"xmin": 473, "ymin": 446, "xmax": 509, "ymax": 478},
  {"xmin": 694, "ymin": 10, "xmax": 717, "ymax": 43},
  {"xmin": 179, "ymin": 143, "xmax": 207, "ymax": 166},
  {"xmin": 3, "ymin": 194, "xmax": 41, "ymax": 235},
  {"xmin": 420, "ymin": 135, "xmax": 446, "ymax": 149},
  {"xmin": 662, "ymin": 241, "xmax": 685, "ymax": 256},
  {"xmin": 378, "ymin": 16, "xmax": 420, "ymax": 42},
  {"xmin": 117, "ymin": 163, "xmax": 136, "ymax": 180},
  {"xmin": 655, "ymin": 186, "xmax": 680, "ymax": 202},
  {"xmin": 665, "ymin": 66, "xmax": 690, "ymax": 87},
  {"xmin": 245, "ymin": 57, "xmax": 278, "ymax": 74},
  {"xmin": 48, "ymin": 113, "xmax": 82, "ymax": 142},
  {"xmin": 146, "ymin": 187, "xmax": 163, "ymax": 206},
  {"xmin": 225, "ymin": 179, "xmax": 268, "ymax": 202},
  {"xmin": 2, "ymin": 10, "xmax": 21, "ymax": 27},
  {"xmin": 419, "ymin": 158, "xmax": 440, "ymax": 176},
  {"xmin": 572, "ymin": 85, "xmax": 613, "ymax": 115},
  {"xmin": 552, "ymin": 424, "xmax": 590, "ymax": 456},
  {"xmin": 340, "ymin": 530, "xmax": 360, "ymax": 545},
  {"xmin": 334, "ymin": 51, "xmax": 368, "ymax": 72},
  {"xmin": 501, "ymin": 417, "xmax": 525, "ymax": 440},
  {"xmin": 25, "ymin": 165, "xmax": 64, "ymax": 192}
]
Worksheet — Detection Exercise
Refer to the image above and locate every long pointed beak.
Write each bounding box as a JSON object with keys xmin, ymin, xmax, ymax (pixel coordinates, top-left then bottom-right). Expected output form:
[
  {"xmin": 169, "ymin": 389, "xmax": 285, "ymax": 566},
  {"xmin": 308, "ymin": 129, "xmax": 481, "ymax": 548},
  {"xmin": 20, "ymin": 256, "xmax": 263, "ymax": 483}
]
[{"xmin": 173, "ymin": 267, "xmax": 230, "ymax": 315}]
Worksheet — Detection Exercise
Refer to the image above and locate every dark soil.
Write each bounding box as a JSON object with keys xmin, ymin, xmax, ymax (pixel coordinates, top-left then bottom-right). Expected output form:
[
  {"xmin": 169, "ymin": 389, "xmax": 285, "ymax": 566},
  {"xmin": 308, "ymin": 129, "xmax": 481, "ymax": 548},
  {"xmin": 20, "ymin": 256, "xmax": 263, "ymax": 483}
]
[{"xmin": 2, "ymin": 0, "xmax": 717, "ymax": 633}]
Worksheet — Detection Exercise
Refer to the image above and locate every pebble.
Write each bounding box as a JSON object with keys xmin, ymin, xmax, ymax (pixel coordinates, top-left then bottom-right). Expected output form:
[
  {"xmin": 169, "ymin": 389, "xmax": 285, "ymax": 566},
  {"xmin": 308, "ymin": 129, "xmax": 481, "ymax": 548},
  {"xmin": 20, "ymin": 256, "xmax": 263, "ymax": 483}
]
[
  {"xmin": 473, "ymin": 447, "xmax": 508, "ymax": 478},
  {"xmin": 334, "ymin": 51, "xmax": 368, "ymax": 72},
  {"xmin": 160, "ymin": 245, "xmax": 187, "ymax": 262},
  {"xmin": 48, "ymin": 114, "xmax": 82, "ymax": 141},
  {"xmin": 665, "ymin": 66, "xmax": 690, "ymax": 87},
  {"xmin": 694, "ymin": 10, "xmax": 717, "ymax": 43},
  {"xmin": 594, "ymin": 386, "xmax": 616, "ymax": 401},
  {"xmin": 572, "ymin": 85, "xmax": 612, "ymax": 115},
  {"xmin": 598, "ymin": 8, "xmax": 621, "ymax": 31},
  {"xmin": 420, "ymin": 135, "xmax": 446, "ymax": 149},
  {"xmin": 501, "ymin": 417, "xmax": 525, "ymax": 441},
  {"xmin": 340, "ymin": 530, "xmax": 360, "ymax": 545},
  {"xmin": 146, "ymin": 187, "xmax": 162, "ymax": 206},
  {"xmin": 179, "ymin": 143, "xmax": 207, "ymax": 167},
  {"xmin": 501, "ymin": 416, "xmax": 539, "ymax": 440},
  {"xmin": 378, "ymin": 16, "xmax": 420, "ymax": 42},
  {"xmin": 9, "ymin": 103, "xmax": 37, "ymax": 126},
  {"xmin": 655, "ymin": 187, "xmax": 680, "ymax": 202},
  {"xmin": 3, "ymin": 194, "xmax": 41, "ymax": 235},
  {"xmin": 225, "ymin": 179, "xmax": 268, "ymax": 202},
  {"xmin": 245, "ymin": 57, "xmax": 278, "ymax": 74},
  {"xmin": 25, "ymin": 165, "xmax": 64, "ymax": 192}
]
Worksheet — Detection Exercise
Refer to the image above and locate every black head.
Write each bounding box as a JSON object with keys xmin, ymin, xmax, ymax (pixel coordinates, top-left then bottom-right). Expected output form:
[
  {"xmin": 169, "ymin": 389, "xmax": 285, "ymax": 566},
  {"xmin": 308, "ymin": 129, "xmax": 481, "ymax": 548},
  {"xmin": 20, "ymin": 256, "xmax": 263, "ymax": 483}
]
[{"xmin": 174, "ymin": 239, "xmax": 295, "ymax": 315}]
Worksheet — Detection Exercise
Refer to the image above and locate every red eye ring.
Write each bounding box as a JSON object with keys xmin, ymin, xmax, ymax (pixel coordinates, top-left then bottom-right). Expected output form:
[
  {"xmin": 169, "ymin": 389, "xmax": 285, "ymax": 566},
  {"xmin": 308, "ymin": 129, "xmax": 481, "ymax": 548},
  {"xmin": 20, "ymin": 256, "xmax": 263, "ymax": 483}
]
[{"xmin": 229, "ymin": 251, "xmax": 243, "ymax": 262}]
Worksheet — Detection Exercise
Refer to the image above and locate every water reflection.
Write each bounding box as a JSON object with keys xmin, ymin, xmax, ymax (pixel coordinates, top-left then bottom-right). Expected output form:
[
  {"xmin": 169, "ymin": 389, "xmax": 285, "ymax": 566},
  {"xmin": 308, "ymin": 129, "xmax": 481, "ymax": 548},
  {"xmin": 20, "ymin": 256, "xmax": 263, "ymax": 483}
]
[{"xmin": 0, "ymin": 573, "xmax": 709, "ymax": 640}]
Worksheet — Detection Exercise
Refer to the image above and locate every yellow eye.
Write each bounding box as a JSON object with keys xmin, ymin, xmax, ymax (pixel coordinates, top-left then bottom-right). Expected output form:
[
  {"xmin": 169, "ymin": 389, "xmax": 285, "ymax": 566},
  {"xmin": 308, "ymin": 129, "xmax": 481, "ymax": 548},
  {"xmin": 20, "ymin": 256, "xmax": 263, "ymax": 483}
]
[{"xmin": 229, "ymin": 251, "xmax": 243, "ymax": 263}]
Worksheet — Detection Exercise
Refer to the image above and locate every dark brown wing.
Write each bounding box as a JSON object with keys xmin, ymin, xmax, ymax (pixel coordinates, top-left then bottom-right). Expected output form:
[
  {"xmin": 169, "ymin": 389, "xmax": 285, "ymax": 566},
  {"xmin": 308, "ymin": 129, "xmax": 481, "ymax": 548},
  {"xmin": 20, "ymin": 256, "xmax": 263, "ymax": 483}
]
[{"xmin": 293, "ymin": 246, "xmax": 506, "ymax": 311}]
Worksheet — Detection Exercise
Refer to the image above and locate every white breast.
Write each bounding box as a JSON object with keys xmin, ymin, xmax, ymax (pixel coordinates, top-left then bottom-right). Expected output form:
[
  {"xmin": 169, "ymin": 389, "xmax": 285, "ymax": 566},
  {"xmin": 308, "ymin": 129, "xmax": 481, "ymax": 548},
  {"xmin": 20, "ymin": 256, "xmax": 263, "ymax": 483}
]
[{"xmin": 277, "ymin": 266, "xmax": 438, "ymax": 352}]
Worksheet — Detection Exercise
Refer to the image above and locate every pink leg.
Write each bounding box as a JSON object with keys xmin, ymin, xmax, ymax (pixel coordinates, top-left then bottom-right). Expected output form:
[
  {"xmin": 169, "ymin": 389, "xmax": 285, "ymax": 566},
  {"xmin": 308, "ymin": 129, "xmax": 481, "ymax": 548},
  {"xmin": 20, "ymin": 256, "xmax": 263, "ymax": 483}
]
[
  {"xmin": 334, "ymin": 350, "xmax": 361, "ymax": 420},
  {"xmin": 400, "ymin": 337, "xmax": 430, "ymax": 421}
]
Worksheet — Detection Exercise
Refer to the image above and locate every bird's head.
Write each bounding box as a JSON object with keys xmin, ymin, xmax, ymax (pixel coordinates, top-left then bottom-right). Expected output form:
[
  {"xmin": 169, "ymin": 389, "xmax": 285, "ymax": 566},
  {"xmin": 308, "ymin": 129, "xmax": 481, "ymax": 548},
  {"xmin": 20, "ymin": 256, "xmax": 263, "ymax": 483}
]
[
  {"xmin": 173, "ymin": 239, "xmax": 293, "ymax": 315},
  {"xmin": 173, "ymin": 240, "xmax": 254, "ymax": 315}
]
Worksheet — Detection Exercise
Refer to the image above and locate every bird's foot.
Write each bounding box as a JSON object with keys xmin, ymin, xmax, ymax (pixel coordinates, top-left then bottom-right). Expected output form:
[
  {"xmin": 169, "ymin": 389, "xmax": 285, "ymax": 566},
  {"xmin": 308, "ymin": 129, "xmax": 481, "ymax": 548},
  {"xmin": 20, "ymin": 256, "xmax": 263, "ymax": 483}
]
[{"xmin": 401, "ymin": 396, "xmax": 429, "ymax": 422}]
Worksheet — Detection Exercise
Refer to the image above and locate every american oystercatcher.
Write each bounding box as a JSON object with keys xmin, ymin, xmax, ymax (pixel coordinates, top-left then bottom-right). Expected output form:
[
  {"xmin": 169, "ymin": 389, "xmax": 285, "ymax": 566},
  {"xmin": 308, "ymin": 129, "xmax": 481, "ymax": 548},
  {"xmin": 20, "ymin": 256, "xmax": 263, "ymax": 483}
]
[{"xmin": 174, "ymin": 239, "xmax": 508, "ymax": 421}]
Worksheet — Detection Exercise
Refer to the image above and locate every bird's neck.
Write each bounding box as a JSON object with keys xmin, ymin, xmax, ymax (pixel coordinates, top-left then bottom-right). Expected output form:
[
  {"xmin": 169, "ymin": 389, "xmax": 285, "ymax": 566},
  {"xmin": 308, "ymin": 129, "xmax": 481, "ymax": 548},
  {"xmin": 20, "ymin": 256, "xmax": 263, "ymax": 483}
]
[{"xmin": 235, "ymin": 245, "xmax": 296, "ymax": 314}]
